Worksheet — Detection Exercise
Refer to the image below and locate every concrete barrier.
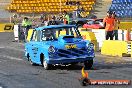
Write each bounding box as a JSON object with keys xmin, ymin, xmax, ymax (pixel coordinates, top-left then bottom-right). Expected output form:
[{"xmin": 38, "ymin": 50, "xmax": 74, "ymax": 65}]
[
  {"xmin": 0, "ymin": 23, "xmax": 14, "ymax": 32},
  {"xmin": 13, "ymin": 25, "xmax": 19, "ymax": 41},
  {"xmin": 101, "ymin": 40, "xmax": 128, "ymax": 57},
  {"xmin": 119, "ymin": 22, "xmax": 132, "ymax": 29},
  {"xmin": 91, "ymin": 29, "xmax": 106, "ymax": 48}
]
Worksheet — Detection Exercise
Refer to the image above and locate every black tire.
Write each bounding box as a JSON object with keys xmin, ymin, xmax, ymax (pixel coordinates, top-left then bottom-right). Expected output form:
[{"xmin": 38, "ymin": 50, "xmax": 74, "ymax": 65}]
[
  {"xmin": 43, "ymin": 60, "xmax": 50, "ymax": 70},
  {"xmin": 27, "ymin": 53, "xmax": 36, "ymax": 66},
  {"xmin": 29, "ymin": 59, "xmax": 36, "ymax": 66},
  {"xmin": 27, "ymin": 53, "xmax": 30, "ymax": 61},
  {"xmin": 84, "ymin": 59, "xmax": 93, "ymax": 69},
  {"xmin": 41, "ymin": 54, "xmax": 51, "ymax": 70}
]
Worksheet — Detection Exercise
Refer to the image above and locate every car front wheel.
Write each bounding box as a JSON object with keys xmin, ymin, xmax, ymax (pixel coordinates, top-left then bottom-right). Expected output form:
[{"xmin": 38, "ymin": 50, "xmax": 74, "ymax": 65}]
[
  {"xmin": 43, "ymin": 59, "xmax": 51, "ymax": 70},
  {"xmin": 84, "ymin": 59, "xmax": 93, "ymax": 69}
]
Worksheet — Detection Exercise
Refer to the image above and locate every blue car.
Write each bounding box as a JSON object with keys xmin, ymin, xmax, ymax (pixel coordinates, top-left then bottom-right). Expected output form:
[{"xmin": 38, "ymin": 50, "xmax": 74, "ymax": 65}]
[{"xmin": 25, "ymin": 25, "xmax": 95, "ymax": 70}]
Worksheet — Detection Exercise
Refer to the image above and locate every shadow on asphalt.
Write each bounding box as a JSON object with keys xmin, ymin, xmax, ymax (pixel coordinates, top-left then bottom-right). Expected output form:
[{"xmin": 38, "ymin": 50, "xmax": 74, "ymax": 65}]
[
  {"xmin": 25, "ymin": 58, "xmax": 132, "ymax": 71},
  {"xmin": 0, "ymin": 83, "xmax": 7, "ymax": 88},
  {"xmin": 94, "ymin": 63, "xmax": 132, "ymax": 70}
]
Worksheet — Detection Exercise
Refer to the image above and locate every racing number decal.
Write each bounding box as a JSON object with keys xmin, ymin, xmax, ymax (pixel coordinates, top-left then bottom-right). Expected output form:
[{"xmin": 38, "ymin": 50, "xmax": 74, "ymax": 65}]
[
  {"xmin": 4, "ymin": 25, "xmax": 13, "ymax": 30},
  {"xmin": 32, "ymin": 47, "xmax": 38, "ymax": 57}
]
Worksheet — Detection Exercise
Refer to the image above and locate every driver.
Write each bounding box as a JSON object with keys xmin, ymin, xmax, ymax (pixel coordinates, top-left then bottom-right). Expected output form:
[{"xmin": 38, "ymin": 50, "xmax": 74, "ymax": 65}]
[{"xmin": 44, "ymin": 30, "xmax": 53, "ymax": 41}]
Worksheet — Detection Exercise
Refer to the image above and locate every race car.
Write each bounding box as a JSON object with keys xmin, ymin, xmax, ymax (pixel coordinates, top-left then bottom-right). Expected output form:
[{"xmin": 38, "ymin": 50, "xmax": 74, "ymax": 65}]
[
  {"xmin": 25, "ymin": 25, "xmax": 95, "ymax": 70},
  {"xmin": 70, "ymin": 18, "xmax": 93, "ymax": 27},
  {"xmin": 83, "ymin": 19, "xmax": 105, "ymax": 29}
]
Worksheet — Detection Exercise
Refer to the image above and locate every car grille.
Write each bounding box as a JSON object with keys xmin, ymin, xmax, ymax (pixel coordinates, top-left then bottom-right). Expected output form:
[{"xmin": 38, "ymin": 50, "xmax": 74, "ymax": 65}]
[{"xmin": 57, "ymin": 48, "xmax": 88, "ymax": 58}]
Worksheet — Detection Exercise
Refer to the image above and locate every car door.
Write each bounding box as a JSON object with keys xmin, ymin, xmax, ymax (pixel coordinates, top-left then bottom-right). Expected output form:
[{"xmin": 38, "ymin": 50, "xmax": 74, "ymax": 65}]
[{"xmin": 29, "ymin": 30, "xmax": 40, "ymax": 64}]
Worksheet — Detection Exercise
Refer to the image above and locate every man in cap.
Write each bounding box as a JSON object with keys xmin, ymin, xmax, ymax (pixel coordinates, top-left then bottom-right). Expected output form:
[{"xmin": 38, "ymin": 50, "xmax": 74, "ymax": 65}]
[{"xmin": 103, "ymin": 11, "xmax": 115, "ymax": 40}]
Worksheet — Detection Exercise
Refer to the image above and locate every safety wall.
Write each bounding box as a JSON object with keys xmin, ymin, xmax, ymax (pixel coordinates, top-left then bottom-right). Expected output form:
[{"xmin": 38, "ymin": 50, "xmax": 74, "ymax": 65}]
[
  {"xmin": 101, "ymin": 40, "xmax": 128, "ymax": 57},
  {"xmin": 80, "ymin": 29, "xmax": 131, "ymax": 49},
  {"xmin": 119, "ymin": 22, "xmax": 132, "ymax": 29},
  {"xmin": 0, "ymin": 23, "xmax": 14, "ymax": 32},
  {"xmin": 91, "ymin": 29, "xmax": 106, "ymax": 48},
  {"xmin": 90, "ymin": 29, "xmax": 132, "ymax": 47}
]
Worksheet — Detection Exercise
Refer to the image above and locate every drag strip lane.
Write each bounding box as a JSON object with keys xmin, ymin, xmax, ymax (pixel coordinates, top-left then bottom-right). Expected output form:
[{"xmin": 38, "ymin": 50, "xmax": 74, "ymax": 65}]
[
  {"xmin": 0, "ymin": 54, "xmax": 23, "ymax": 61},
  {"xmin": 0, "ymin": 46, "xmax": 24, "ymax": 61}
]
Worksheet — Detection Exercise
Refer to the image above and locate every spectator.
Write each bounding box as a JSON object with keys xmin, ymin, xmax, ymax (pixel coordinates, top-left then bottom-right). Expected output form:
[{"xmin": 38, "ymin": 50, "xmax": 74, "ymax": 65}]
[
  {"xmin": 12, "ymin": 14, "xmax": 18, "ymax": 24},
  {"xmin": 112, "ymin": 12, "xmax": 120, "ymax": 40},
  {"xmin": 22, "ymin": 17, "xmax": 32, "ymax": 39},
  {"xmin": 103, "ymin": 11, "xmax": 115, "ymax": 40},
  {"xmin": 13, "ymin": 13, "xmax": 17, "ymax": 18},
  {"xmin": 48, "ymin": 16, "xmax": 58, "ymax": 25},
  {"xmin": 40, "ymin": 14, "xmax": 45, "ymax": 23},
  {"xmin": 63, "ymin": 11, "xmax": 70, "ymax": 24}
]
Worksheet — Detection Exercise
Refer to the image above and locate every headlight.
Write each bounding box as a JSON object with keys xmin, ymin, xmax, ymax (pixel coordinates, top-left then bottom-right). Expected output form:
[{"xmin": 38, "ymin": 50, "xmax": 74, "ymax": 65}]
[
  {"xmin": 87, "ymin": 43, "xmax": 94, "ymax": 50},
  {"xmin": 48, "ymin": 46, "xmax": 55, "ymax": 53}
]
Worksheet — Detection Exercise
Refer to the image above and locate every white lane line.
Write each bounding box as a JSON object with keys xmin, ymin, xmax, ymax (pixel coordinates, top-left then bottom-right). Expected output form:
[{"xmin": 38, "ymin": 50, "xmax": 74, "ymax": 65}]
[
  {"xmin": 0, "ymin": 55, "xmax": 23, "ymax": 61},
  {"xmin": 0, "ymin": 46, "xmax": 4, "ymax": 48},
  {"xmin": 1, "ymin": 46, "xmax": 25, "ymax": 52},
  {"xmin": 0, "ymin": 44, "xmax": 24, "ymax": 52}
]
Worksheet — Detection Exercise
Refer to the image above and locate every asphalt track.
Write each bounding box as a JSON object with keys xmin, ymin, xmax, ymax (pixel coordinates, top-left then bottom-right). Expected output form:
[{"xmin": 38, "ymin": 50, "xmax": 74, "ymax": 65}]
[{"xmin": 0, "ymin": 32, "xmax": 132, "ymax": 88}]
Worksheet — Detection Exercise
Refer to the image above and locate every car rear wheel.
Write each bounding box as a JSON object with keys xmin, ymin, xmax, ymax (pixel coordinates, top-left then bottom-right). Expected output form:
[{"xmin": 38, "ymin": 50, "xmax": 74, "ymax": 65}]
[
  {"xmin": 29, "ymin": 59, "xmax": 36, "ymax": 66},
  {"xmin": 27, "ymin": 53, "xmax": 30, "ymax": 61},
  {"xmin": 84, "ymin": 59, "xmax": 93, "ymax": 69},
  {"xmin": 27, "ymin": 53, "xmax": 36, "ymax": 66}
]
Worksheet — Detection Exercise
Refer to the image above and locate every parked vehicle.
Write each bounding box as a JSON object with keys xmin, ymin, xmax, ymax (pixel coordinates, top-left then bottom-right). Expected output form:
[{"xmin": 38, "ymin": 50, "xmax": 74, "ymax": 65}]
[{"xmin": 83, "ymin": 19, "xmax": 105, "ymax": 29}]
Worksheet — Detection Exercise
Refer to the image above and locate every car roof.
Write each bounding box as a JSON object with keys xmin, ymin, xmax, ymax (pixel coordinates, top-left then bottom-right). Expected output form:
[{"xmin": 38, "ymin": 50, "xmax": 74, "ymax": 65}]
[{"xmin": 35, "ymin": 25, "xmax": 76, "ymax": 31}]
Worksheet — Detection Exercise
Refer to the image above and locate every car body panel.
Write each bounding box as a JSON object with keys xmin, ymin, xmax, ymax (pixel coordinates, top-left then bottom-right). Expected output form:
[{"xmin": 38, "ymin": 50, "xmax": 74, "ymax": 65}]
[
  {"xmin": 83, "ymin": 19, "xmax": 105, "ymax": 29},
  {"xmin": 25, "ymin": 25, "xmax": 95, "ymax": 65}
]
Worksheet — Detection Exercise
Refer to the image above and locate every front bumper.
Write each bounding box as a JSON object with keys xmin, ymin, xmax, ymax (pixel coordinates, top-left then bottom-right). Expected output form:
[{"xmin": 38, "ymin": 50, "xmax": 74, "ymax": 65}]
[{"xmin": 47, "ymin": 56, "xmax": 94, "ymax": 64}]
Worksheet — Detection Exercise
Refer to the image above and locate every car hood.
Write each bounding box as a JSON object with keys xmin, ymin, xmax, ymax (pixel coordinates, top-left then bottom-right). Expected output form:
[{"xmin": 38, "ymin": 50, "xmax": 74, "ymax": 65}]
[{"xmin": 42, "ymin": 36, "xmax": 88, "ymax": 49}]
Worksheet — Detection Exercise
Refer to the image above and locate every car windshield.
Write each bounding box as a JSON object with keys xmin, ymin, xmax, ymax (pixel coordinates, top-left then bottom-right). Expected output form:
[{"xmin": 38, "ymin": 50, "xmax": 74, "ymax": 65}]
[{"xmin": 41, "ymin": 27, "xmax": 81, "ymax": 41}]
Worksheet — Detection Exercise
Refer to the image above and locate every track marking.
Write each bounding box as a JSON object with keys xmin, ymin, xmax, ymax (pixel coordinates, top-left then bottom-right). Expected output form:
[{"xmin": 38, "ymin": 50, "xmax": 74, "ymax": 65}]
[
  {"xmin": 0, "ymin": 55, "xmax": 23, "ymax": 61},
  {"xmin": 0, "ymin": 46, "xmax": 24, "ymax": 52},
  {"xmin": 5, "ymin": 46, "xmax": 24, "ymax": 52},
  {"xmin": 0, "ymin": 46, "xmax": 4, "ymax": 48}
]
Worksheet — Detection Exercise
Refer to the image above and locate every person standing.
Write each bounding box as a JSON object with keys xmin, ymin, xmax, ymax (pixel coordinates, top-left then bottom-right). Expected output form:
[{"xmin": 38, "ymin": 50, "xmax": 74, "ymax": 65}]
[
  {"xmin": 12, "ymin": 14, "xmax": 18, "ymax": 24},
  {"xmin": 40, "ymin": 14, "xmax": 45, "ymax": 23},
  {"xmin": 112, "ymin": 12, "xmax": 120, "ymax": 40},
  {"xmin": 103, "ymin": 11, "xmax": 115, "ymax": 40},
  {"xmin": 22, "ymin": 17, "xmax": 32, "ymax": 40},
  {"xmin": 63, "ymin": 11, "xmax": 70, "ymax": 24}
]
